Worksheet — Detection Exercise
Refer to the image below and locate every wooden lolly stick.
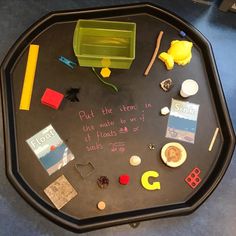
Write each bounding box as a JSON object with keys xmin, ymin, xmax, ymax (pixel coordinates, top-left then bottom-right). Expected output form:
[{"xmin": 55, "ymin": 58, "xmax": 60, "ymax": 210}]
[
  {"xmin": 208, "ymin": 128, "xmax": 219, "ymax": 151},
  {"xmin": 144, "ymin": 31, "xmax": 164, "ymax": 76}
]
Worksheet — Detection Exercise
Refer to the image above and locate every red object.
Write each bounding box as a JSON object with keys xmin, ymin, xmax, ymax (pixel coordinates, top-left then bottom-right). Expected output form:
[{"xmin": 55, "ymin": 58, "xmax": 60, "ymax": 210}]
[
  {"xmin": 185, "ymin": 167, "xmax": 201, "ymax": 189},
  {"xmin": 50, "ymin": 145, "xmax": 56, "ymax": 151},
  {"xmin": 119, "ymin": 174, "xmax": 130, "ymax": 185},
  {"xmin": 41, "ymin": 88, "xmax": 64, "ymax": 110}
]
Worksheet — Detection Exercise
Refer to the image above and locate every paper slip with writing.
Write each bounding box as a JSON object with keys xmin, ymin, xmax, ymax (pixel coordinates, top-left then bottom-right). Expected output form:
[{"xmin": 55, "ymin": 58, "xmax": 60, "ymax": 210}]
[
  {"xmin": 166, "ymin": 99, "xmax": 200, "ymax": 144},
  {"xmin": 44, "ymin": 175, "xmax": 77, "ymax": 209},
  {"xmin": 26, "ymin": 125, "xmax": 75, "ymax": 175}
]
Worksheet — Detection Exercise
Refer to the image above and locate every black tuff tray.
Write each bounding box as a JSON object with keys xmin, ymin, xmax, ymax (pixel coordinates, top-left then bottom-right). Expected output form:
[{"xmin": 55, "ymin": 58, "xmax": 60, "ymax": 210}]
[{"xmin": 1, "ymin": 3, "xmax": 235, "ymax": 233}]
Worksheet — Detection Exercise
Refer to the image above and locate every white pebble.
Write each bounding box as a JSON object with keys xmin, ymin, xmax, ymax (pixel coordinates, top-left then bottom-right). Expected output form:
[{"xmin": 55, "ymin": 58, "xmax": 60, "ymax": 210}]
[
  {"xmin": 161, "ymin": 107, "xmax": 170, "ymax": 115},
  {"xmin": 130, "ymin": 155, "xmax": 141, "ymax": 166}
]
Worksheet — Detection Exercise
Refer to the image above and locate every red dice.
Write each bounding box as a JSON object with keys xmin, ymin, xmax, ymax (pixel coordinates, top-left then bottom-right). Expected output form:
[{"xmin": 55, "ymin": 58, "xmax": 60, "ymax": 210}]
[
  {"xmin": 185, "ymin": 167, "xmax": 201, "ymax": 189},
  {"xmin": 41, "ymin": 88, "xmax": 64, "ymax": 110}
]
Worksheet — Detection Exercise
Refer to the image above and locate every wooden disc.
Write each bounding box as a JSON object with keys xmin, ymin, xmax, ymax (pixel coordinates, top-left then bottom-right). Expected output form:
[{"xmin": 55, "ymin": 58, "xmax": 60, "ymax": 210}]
[
  {"xmin": 97, "ymin": 201, "xmax": 106, "ymax": 210},
  {"xmin": 161, "ymin": 142, "xmax": 187, "ymax": 167}
]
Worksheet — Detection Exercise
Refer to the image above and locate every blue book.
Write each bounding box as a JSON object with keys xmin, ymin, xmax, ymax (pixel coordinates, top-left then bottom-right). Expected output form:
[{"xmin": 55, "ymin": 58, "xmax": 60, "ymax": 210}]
[
  {"xmin": 166, "ymin": 99, "xmax": 200, "ymax": 144},
  {"xmin": 26, "ymin": 125, "xmax": 75, "ymax": 175}
]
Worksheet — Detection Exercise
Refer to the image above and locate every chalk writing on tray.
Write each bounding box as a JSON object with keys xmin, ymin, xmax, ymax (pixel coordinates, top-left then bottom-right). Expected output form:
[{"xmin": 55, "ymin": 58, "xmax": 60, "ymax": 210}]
[
  {"xmin": 102, "ymin": 107, "xmax": 112, "ymax": 115},
  {"xmin": 119, "ymin": 104, "xmax": 137, "ymax": 112},
  {"xmin": 120, "ymin": 118, "xmax": 126, "ymax": 124},
  {"xmin": 133, "ymin": 126, "xmax": 139, "ymax": 132},
  {"xmin": 99, "ymin": 120, "xmax": 114, "ymax": 128},
  {"xmin": 82, "ymin": 124, "xmax": 95, "ymax": 132},
  {"xmin": 119, "ymin": 127, "xmax": 128, "ymax": 134},
  {"xmin": 96, "ymin": 130, "xmax": 118, "ymax": 142},
  {"xmin": 79, "ymin": 110, "xmax": 95, "ymax": 121},
  {"xmin": 145, "ymin": 103, "xmax": 152, "ymax": 109},
  {"xmin": 86, "ymin": 142, "xmax": 103, "ymax": 152},
  {"xmin": 109, "ymin": 142, "xmax": 126, "ymax": 153},
  {"xmin": 79, "ymin": 103, "xmax": 153, "ymax": 152}
]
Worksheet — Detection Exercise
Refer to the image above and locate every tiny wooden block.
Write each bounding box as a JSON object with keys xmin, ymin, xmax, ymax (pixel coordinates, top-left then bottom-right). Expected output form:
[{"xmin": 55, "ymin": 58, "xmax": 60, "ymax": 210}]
[
  {"xmin": 44, "ymin": 175, "xmax": 77, "ymax": 210},
  {"xmin": 185, "ymin": 167, "xmax": 201, "ymax": 189},
  {"xmin": 41, "ymin": 88, "xmax": 64, "ymax": 109}
]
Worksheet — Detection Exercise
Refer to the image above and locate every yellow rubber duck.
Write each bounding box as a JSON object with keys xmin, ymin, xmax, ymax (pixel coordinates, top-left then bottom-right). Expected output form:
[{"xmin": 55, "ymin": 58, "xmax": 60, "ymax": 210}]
[{"xmin": 159, "ymin": 40, "xmax": 193, "ymax": 70}]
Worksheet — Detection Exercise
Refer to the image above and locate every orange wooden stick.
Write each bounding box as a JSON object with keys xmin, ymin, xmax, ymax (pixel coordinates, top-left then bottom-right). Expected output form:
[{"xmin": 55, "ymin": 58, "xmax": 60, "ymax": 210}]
[{"xmin": 144, "ymin": 31, "xmax": 164, "ymax": 76}]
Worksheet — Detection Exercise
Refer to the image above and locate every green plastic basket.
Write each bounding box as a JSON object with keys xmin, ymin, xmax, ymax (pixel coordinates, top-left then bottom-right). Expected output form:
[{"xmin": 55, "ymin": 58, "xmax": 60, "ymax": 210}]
[{"xmin": 73, "ymin": 20, "xmax": 136, "ymax": 69}]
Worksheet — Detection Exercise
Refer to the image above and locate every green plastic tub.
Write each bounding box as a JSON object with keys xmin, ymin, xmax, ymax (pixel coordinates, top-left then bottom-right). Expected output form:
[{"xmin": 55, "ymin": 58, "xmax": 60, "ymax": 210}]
[{"xmin": 73, "ymin": 20, "xmax": 136, "ymax": 69}]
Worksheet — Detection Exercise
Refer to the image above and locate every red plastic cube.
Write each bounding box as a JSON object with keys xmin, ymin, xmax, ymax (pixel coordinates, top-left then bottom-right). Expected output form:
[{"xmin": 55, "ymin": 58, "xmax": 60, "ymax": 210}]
[{"xmin": 41, "ymin": 88, "xmax": 64, "ymax": 110}]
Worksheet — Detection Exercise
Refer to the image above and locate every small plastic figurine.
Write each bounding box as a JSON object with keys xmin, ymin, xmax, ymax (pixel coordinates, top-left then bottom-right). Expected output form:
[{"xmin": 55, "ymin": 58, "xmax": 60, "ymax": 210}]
[{"xmin": 159, "ymin": 40, "xmax": 193, "ymax": 70}]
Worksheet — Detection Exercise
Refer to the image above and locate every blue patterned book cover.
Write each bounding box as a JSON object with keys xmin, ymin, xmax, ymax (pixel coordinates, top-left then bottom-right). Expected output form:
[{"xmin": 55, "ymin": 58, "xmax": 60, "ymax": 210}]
[
  {"xmin": 26, "ymin": 125, "xmax": 75, "ymax": 175},
  {"xmin": 166, "ymin": 99, "xmax": 200, "ymax": 144}
]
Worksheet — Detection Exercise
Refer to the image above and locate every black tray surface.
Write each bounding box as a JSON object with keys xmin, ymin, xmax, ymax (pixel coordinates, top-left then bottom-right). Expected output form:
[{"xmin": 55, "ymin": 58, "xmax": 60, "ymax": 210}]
[{"xmin": 1, "ymin": 3, "xmax": 235, "ymax": 233}]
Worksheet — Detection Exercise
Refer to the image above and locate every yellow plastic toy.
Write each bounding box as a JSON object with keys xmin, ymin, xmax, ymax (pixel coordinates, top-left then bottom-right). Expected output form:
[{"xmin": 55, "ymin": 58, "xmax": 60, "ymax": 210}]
[
  {"xmin": 19, "ymin": 44, "xmax": 39, "ymax": 110},
  {"xmin": 159, "ymin": 40, "xmax": 193, "ymax": 70},
  {"xmin": 141, "ymin": 170, "xmax": 161, "ymax": 190},
  {"xmin": 100, "ymin": 67, "xmax": 111, "ymax": 78}
]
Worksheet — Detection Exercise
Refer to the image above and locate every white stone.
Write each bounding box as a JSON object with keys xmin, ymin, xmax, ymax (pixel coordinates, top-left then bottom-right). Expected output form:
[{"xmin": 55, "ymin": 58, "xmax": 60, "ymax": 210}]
[
  {"xmin": 161, "ymin": 107, "xmax": 170, "ymax": 115},
  {"xmin": 129, "ymin": 155, "xmax": 141, "ymax": 166}
]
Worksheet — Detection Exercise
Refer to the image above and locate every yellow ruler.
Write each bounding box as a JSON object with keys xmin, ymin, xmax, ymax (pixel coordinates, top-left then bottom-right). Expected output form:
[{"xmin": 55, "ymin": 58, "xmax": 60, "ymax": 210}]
[{"xmin": 19, "ymin": 44, "xmax": 39, "ymax": 110}]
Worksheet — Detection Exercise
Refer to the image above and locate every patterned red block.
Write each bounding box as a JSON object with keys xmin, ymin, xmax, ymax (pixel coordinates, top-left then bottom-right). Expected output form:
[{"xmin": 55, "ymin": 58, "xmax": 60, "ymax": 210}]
[
  {"xmin": 185, "ymin": 167, "xmax": 201, "ymax": 189},
  {"xmin": 41, "ymin": 88, "xmax": 64, "ymax": 110}
]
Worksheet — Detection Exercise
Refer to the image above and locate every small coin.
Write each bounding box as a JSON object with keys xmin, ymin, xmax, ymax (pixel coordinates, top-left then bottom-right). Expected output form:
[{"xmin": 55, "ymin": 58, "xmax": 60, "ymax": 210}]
[{"xmin": 97, "ymin": 201, "xmax": 106, "ymax": 210}]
